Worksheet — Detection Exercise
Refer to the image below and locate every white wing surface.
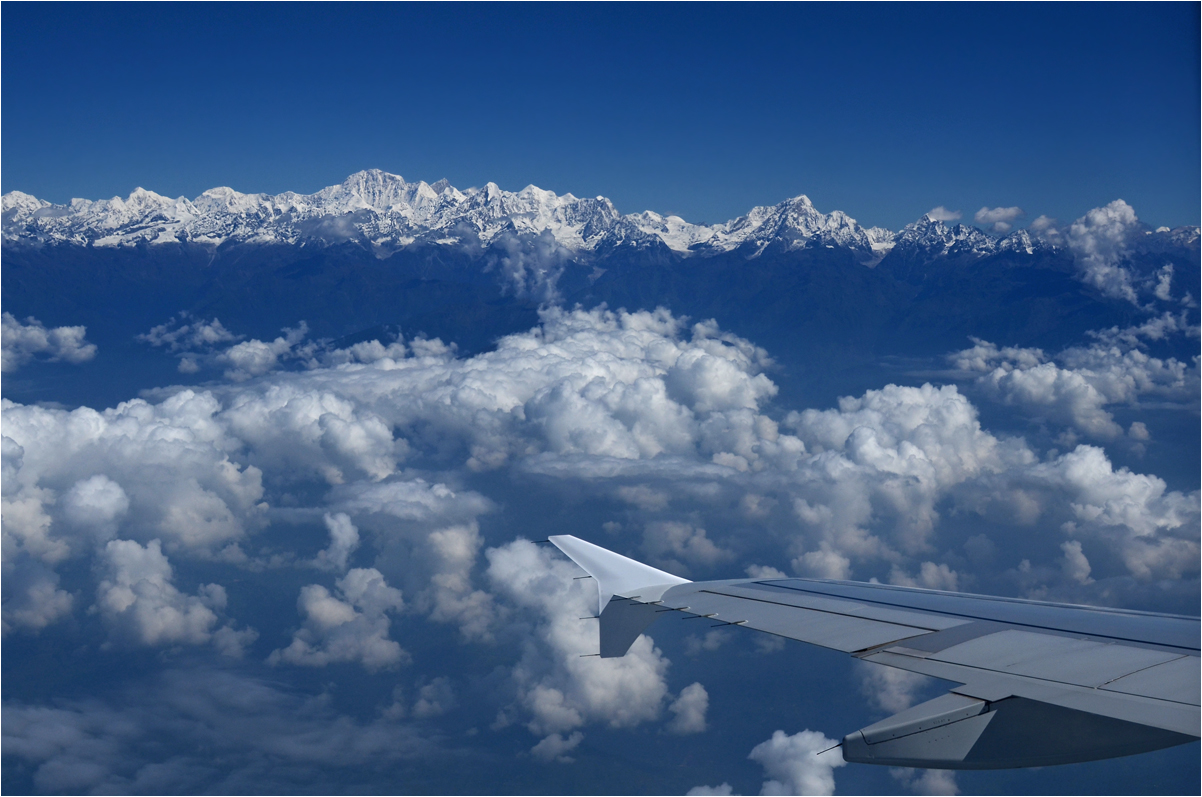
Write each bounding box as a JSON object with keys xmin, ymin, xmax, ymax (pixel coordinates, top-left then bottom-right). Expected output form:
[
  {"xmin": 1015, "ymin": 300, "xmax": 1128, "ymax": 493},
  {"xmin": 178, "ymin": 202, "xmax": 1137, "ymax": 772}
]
[{"xmin": 548, "ymin": 535, "xmax": 1200, "ymax": 770}]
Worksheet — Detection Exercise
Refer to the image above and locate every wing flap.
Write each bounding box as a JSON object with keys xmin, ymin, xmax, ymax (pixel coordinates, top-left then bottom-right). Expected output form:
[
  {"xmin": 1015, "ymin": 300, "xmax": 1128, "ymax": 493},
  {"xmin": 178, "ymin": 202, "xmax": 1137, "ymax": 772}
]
[
  {"xmin": 864, "ymin": 648, "xmax": 1201, "ymax": 737},
  {"xmin": 926, "ymin": 629, "xmax": 1184, "ymax": 687},
  {"xmin": 1101, "ymin": 655, "xmax": 1201, "ymax": 705},
  {"xmin": 667, "ymin": 587, "xmax": 936, "ymax": 653},
  {"xmin": 703, "ymin": 582, "xmax": 969, "ymax": 631}
]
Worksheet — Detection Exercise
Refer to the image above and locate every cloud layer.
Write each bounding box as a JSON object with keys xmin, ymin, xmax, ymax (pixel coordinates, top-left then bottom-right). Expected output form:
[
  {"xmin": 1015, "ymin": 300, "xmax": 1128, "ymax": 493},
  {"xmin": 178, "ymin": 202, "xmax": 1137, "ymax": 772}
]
[{"xmin": 2, "ymin": 299, "xmax": 1197, "ymax": 793}]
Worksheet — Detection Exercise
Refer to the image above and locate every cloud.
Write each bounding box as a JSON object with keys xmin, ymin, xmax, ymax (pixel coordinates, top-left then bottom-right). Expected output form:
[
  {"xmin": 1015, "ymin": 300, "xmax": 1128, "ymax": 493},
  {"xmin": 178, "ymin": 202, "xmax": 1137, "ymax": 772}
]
[
  {"xmin": 2, "ymin": 391, "xmax": 268, "ymax": 560},
  {"xmin": 312, "ymin": 512, "xmax": 360, "ymax": 572},
  {"xmin": 925, "ymin": 207, "xmax": 961, "ymax": 222},
  {"xmin": 1, "ymin": 561, "xmax": 74, "ymax": 633},
  {"xmin": 139, "ymin": 315, "xmax": 424, "ymax": 376},
  {"xmin": 892, "ymin": 768, "xmax": 960, "ymax": 795},
  {"xmin": 220, "ymin": 322, "xmax": 309, "ymax": 381},
  {"xmin": 687, "ymin": 785, "xmax": 735, "ymax": 796},
  {"xmin": 685, "ymin": 628, "xmax": 733, "ymax": 656},
  {"xmin": 1060, "ymin": 539, "xmax": 1094, "ymax": 584},
  {"xmin": 268, "ymin": 568, "xmax": 407, "ymax": 670},
  {"xmin": 1, "ymin": 669, "xmax": 434, "ymax": 794},
  {"xmin": 748, "ymin": 729, "xmax": 847, "ymax": 796},
  {"xmin": 96, "ymin": 538, "xmax": 254, "ymax": 654},
  {"xmin": 856, "ymin": 660, "xmax": 936, "ymax": 714},
  {"xmin": 486, "ymin": 229, "xmax": 572, "ymax": 303},
  {"xmin": 642, "ymin": 521, "xmax": 733, "ymax": 576},
  {"xmin": 486, "ymin": 539, "xmax": 673, "ymax": 744},
  {"xmin": 138, "ymin": 314, "xmax": 241, "ymax": 352},
  {"xmin": 950, "ymin": 323, "xmax": 1198, "ymax": 441},
  {"xmin": 411, "ymin": 677, "xmax": 456, "ymax": 718},
  {"xmin": 530, "ymin": 730, "xmax": 584, "ymax": 763},
  {"xmin": 973, "ymin": 206, "xmax": 1024, "ymax": 234},
  {"xmin": 2, "ymin": 302, "xmax": 1197, "ymax": 793},
  {"xmin": 5, "ymin": 305, "xmax": 1196, "ymax": 664},
  {"xmin": 1, "ymin": 312, "xmax": 96, "ymax": 373},
  {"xmin": 667, "ymin": 682, "xmax": 710, "ymax": 734},
  {"xmin": 1065, "ymin": 200, "xmax": 1142, "ymax": 303}
]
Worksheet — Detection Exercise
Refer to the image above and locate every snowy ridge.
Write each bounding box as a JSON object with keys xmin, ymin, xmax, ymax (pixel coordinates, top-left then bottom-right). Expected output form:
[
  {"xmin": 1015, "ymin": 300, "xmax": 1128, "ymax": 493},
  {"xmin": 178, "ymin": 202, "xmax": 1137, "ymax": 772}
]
[{"xmin": 0, "ymin": 169, "xmax": 1160, "ymax": 262}]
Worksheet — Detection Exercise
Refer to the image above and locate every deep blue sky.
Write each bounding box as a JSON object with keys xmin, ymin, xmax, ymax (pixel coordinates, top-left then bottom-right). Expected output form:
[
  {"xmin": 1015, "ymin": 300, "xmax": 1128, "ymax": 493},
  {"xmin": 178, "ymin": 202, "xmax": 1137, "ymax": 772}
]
[{"xmin": 3, "ymin": 3, "xmax": 1199, "ymax": 229}]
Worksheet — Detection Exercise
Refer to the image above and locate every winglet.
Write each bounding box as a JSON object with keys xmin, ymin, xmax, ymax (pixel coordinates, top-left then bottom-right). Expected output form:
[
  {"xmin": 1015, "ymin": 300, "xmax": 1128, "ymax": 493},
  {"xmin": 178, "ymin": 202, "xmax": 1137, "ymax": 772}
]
[{"xmin": 548, "ymin": 535, "xmax": 690, "ymax": 617}]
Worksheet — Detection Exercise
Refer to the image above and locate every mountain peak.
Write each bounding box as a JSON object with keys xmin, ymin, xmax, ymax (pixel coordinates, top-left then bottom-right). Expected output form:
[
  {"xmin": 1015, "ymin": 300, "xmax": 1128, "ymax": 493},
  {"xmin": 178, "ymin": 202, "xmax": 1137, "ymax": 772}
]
[{"xmin": 0, "ymin": 172, "xmax": 1073, "ymax": 261}]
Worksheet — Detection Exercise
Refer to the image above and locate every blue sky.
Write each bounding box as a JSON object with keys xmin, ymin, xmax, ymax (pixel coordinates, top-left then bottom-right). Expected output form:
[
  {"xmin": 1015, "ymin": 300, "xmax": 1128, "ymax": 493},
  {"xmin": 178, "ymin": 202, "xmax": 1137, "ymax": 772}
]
[{"xmin": 3, "ymin": 3, "xmax": 1199, "ymax": 229}]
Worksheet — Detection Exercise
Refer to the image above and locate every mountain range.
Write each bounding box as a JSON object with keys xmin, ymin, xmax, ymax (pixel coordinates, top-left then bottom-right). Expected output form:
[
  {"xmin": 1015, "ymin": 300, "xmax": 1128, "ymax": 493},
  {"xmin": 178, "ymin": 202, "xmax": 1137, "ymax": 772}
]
[
  {"xmin": 3, "ymin": 171, "xmax": 1198, "ymax": 415},
  {"xmin": 3, "ymin": 168, "xmax": 1148, "ymax": 263}
]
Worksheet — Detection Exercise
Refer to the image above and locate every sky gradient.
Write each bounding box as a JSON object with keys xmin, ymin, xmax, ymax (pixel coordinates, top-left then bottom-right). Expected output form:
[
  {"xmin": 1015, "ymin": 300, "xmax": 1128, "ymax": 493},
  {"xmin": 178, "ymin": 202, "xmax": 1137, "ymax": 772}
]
[{"xmin": 4, "ymin": 3, "xmax": 1200, "ymax": 229}]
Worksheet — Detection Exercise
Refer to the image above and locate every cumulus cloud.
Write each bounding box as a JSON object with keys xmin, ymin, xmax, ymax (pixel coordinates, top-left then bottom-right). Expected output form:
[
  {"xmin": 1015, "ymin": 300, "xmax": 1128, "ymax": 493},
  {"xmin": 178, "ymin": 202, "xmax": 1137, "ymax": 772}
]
[
  {"xmin": 1, "ymin": 312, "xmax": 96, "ymax": 372},
  {"xmin": 950, "ymin": 322, "xmax": 1198, "ymax": 441},
  {"xmin": 973, "ymin": 206, "xmax": 1024, "ymax": 234},
  {"xmin": 530, "ymin": 730, "xmax": 584, "ymax": 763},
  {"xmin": 138, "ymin": 314, "xmax": 241, "ymax": 352},
  {"xmin": 1065, "ymin": 200, "xmax": 1142, "ymax": 303},
  {"xmin": 1060, "ymin": 539, "xmax": 1094, "ymax": 584},
  {"xmin": 892, "ymin": 767, "xmax": 960, "ymax": 796},
  {"xmin": 642, "ymin": 521, "xmax": 732, "ymax": 576},
  {"xmin": 312, "ymin": 512, "xmax": 360, "ymax": 572},
  {"xmin": 925, "ymin": 207, "xmax": 961, "ymax": 222},
  {"xmin": 6, "ymin": 304, "xmax": 1196, "ymax": 663},
  {"xmin": 2, "ymin": 561, "xmax": 74, "ymax": 634},
  {"xmin": 2, "ymin": 391, "xmax": 268, "ymax": 560},
  {"xmin": 139, "ymin": 315, "xmax": 423, "ymax": 378},
  {"xmin": 748, "ymin": 729, "xmax": 847, "ymax": 796},
  {"xmin": 96, "ymin": 539, "xmax": 253, "ymax": 654},
  {"xmin": 666, "ymin": 682, "xmax": 710, "ymax": 734},
  {"xmin": 3, "ymin": 302, "xmax": 1197, "ymax": 793},
  {"xmin": 269, "ymin": 568, "xmax": 407, "ymax": 670},
  {"xmin": 220, "ymin": 322, "xmax": 310, "ymax": 381},
  {"xmin": 487, "ymin": 540, "xmax": 673, "ymax": 746},
  {"xmin": 857, "ymin": 661, "xmax": 936, "ymax": 714},
  {"xmin": 1025, "ymin": 200, "xmax": 1194, "ymax": 305}
]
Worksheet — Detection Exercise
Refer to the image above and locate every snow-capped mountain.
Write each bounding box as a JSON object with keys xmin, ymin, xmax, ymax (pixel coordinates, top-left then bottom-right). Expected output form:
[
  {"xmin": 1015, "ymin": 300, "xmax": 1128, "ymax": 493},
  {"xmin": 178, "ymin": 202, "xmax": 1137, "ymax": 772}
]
[{"xmin": 2, "ymin": 169, "xmax": 1054, "ymax": 264}]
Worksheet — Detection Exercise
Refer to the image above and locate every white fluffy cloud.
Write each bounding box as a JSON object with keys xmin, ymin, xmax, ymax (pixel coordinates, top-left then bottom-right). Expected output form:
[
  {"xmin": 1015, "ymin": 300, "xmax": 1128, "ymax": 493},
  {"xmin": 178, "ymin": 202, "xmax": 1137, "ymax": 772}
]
[
  {"xmin": 1, "ymin": 312, "xmax": 96, "ymax": 372},
  {"xmin": 138, "ymin": 314, "xmax": 241, "ymax": 352},
  {"xmin": 6, "ymin": 306, "xmax": 1195, "ymax": 658},
  {"xmin": 312, "ymin": 512, "xmax": 360, "ymax": 572},
  {"xmin": 892, "ymin": 768, "xmax": 960, "ymax": 796},
  {"xmin": 2, "ymin": 303, "xmax": 1196, "ymax": 793},
  {"xmin": 973, "ymin": 206, "xmax": 1024, "ymax": 234},
  {"xmin": 1066, "ymin": 200, "xmax": 1142, "ymax": 303},
  {"xmin": 950, "ymin": 320, "xmax": 1198, "ymax": 441},
  {"xmin": 667, "ymin": 682, "xmax": 710, "ymax": 734},
  {"xmin": 925, "ymin": 207, "xmax": 961, "ymax": 222},
  {"xmin": 2, "ymin": 391, "xmax": 268, "ymax": 560},
  {"xmin": 220, "ymin": 323, "xmax": 309, "ymax": 381},
  {"xmin": 749, "ymin": 729, "xmax": 847, "ymax": 796},
  {"xmin": 856, "ymin": 660, "xmax": 936, "ymax": 715},
  {"xmin": 688, "ymin": 728, "xmax": 848, "ymax": 796},
  {"xmin": 96, "ymin": 538, "xmax": 255, "ymax": 654},
  {"xmin": 269, "ymin": 567, "xmax": 407, "ymax": 670},
  {"xmin": 486, "ymin": 539, "xmax": 674, "ymax": 749},
  {"xmin": 643, "ymin": 521, "xmax": 733, "ymax": 576}
]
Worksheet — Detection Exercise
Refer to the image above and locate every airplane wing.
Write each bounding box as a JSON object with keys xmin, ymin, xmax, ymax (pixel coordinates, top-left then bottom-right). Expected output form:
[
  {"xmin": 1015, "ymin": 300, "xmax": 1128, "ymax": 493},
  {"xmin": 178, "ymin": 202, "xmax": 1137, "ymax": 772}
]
[{"xmin": 548, "ymin": 535, "xmax": 1200, "ymax": 770}]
